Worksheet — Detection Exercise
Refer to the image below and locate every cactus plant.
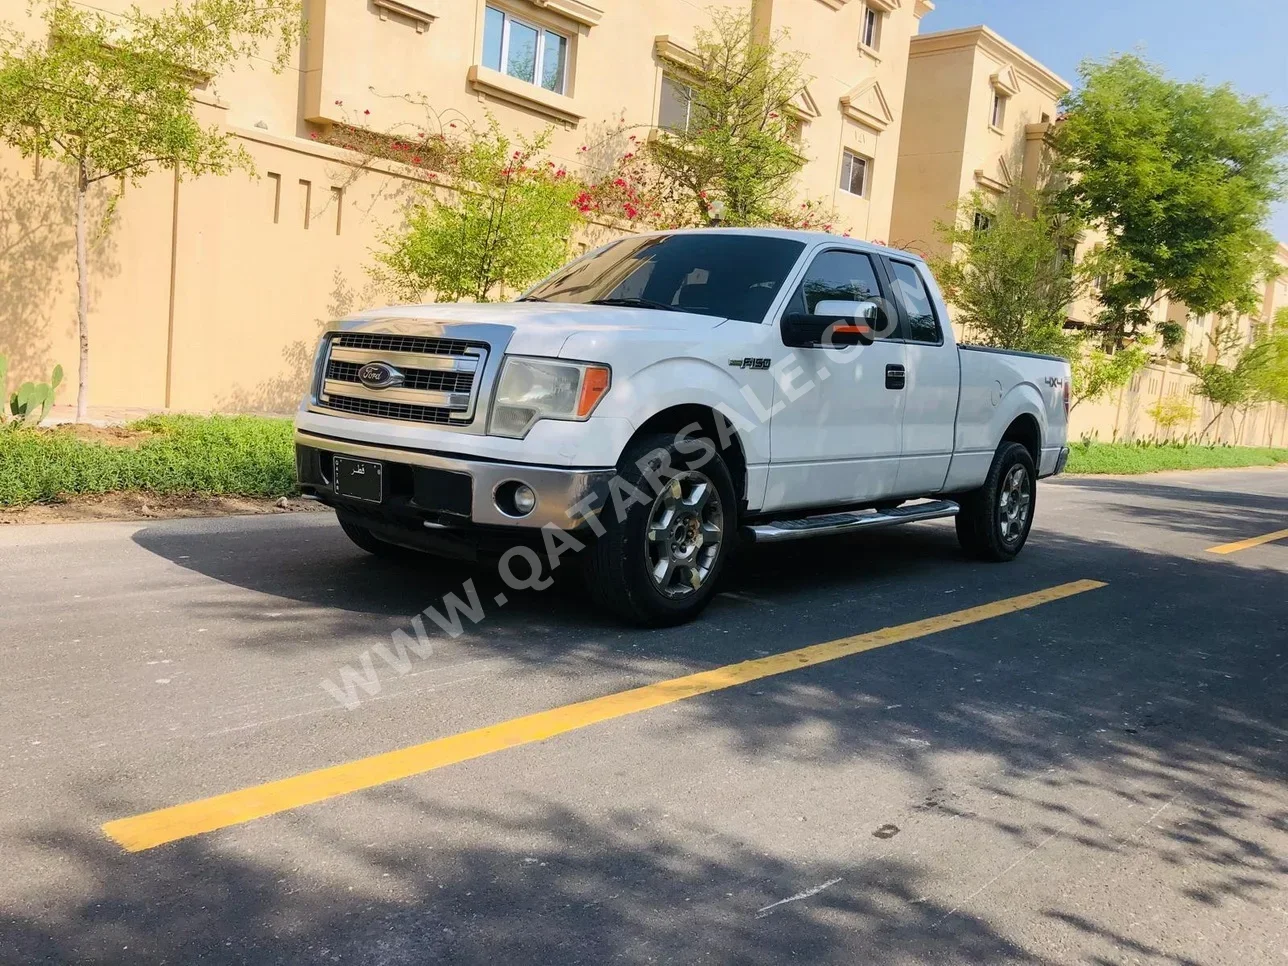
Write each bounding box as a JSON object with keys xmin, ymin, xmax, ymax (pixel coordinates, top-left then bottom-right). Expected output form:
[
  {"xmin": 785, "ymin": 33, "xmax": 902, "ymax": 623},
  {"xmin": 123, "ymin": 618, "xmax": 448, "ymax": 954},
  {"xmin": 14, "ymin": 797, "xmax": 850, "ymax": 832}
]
[{"xmin": 1, "ymin": 356, "xmax": 64, "ymax": 426}]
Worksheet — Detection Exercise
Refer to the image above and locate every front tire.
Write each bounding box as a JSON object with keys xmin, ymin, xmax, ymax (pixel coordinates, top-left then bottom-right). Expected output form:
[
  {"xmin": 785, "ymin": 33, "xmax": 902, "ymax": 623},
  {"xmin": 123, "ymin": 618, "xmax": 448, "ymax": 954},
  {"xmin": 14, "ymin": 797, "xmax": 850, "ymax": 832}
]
[
  {"xmin": 955, "ymin": 442, "xmax": 1037, "ymax": 561},
  {"xmin": 582, "ymin": 433, "xmax": 737, "ymax": 627}
]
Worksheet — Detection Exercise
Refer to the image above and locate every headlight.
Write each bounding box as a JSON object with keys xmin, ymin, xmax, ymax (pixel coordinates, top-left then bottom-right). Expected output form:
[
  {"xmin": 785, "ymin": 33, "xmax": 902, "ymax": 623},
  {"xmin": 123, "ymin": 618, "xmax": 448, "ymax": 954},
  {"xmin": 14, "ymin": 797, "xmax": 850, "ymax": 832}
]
[{"xmin": 489, "ymin": 356, "xmax": 611, "ymax": 439}]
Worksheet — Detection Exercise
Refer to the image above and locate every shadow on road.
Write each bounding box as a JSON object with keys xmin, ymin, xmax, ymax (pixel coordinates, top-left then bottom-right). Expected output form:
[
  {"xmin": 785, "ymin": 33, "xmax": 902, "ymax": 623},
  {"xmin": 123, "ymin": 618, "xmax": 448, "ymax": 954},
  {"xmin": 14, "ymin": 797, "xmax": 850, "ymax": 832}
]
[
  {"xmin": 5, "ymin": 489, "xmax": 1280, "ymax": 963},
  {"xmin": 1050, "ymin": 473, "xmax": 1288, "ymax": 544}
]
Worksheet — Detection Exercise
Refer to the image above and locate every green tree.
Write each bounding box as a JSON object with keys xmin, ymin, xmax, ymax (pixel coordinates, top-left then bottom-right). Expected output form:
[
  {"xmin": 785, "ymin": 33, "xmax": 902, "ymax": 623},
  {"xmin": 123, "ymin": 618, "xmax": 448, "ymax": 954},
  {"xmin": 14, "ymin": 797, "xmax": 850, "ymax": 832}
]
[
  {"xmin": 1069, "ymin": 344, "xmax": 1150, "ymax": 413},
  {"xmin": 931, "ymin": 187, "xmax": 1085, "ymax": 357},
  {"xmin": 1055, "ymin": 54, "xmax": 1288, "ymax": 349},
  {"xmin": 647, "ymin": 10, "xmax": 808, "ymax": 227},
  {"xmin": 0, "ymin": 0, "xmax": 300, "ymax": 420},
  {"xmin": 373, "ymin": 119, "xmax": 583, "ymax": 303},
  {"xmin": 1147, "ymin": 395, "xmax": 1197, "ymax": 439},
  {"xmin": 1250, "ymin": 307, "xmax": 1288, "ymax": 406},
  {"xmin": 1186, "ymin": 319, "xmax": 1278, "ymax": 439}
]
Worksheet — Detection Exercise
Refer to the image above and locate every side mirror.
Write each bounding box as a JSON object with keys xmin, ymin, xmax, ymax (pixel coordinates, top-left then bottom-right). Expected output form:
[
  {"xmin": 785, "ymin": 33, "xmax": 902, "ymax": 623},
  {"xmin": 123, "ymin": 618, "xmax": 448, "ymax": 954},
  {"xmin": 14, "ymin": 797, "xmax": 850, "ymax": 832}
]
[{"xmin": 782, "ymin": 300, "xmax": 878, "ymax": 348}]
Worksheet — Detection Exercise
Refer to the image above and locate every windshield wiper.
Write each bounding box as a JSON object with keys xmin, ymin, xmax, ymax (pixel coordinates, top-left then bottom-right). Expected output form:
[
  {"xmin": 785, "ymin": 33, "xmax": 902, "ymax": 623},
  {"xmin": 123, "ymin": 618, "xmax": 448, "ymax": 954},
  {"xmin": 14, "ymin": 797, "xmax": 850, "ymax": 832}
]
[
  {"xmin": 588, "ymin": 297, "xmax": 682, "ymax": 312},
  {"xmin": 516, "ymin": 296, "xmax": 548, "ymax": 302}
]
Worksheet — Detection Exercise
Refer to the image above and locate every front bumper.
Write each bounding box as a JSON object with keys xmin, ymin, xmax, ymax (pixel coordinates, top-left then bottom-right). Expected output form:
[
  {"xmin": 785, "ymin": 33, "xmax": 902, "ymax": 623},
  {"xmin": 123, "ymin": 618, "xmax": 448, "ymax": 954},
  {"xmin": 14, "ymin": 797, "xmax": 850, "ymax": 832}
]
[{"xmin": 296, "ymin": 429, "xmax": 615, "ymax": 530}]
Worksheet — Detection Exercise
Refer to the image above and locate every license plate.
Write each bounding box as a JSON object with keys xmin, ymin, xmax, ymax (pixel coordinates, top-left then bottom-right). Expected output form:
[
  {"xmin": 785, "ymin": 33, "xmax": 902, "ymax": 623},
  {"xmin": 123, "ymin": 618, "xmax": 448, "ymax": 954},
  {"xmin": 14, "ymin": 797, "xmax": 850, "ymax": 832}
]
[{"xmin": 333, "ymin": 456, "xmax": 383, "ymax": 503}]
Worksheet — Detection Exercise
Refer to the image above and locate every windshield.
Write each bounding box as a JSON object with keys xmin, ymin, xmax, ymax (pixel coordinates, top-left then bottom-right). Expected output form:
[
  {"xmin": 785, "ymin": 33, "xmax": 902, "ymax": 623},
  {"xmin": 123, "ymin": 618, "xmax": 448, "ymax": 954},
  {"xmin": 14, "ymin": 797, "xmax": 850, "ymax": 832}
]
[{"xmin": 522, "ymin": 233, "xmax": 806, "ymax": 323}]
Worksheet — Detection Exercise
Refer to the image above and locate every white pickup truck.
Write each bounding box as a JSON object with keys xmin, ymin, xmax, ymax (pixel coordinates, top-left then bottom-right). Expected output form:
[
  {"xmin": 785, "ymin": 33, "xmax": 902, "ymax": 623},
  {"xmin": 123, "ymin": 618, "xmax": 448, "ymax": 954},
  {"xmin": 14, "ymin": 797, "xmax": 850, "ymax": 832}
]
[{"xmin": 296, "ymin": 229, "xmax": 1070, "ymax": 625}]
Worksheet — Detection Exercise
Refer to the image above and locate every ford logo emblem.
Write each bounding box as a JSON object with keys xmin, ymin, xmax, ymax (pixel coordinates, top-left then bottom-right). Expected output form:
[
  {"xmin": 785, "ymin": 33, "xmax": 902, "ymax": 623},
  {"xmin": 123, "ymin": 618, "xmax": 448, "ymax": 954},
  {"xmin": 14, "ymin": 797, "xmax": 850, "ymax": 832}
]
[{"xmin": 357, "ymin": 362, "xmax": 404, "ymax": 390}]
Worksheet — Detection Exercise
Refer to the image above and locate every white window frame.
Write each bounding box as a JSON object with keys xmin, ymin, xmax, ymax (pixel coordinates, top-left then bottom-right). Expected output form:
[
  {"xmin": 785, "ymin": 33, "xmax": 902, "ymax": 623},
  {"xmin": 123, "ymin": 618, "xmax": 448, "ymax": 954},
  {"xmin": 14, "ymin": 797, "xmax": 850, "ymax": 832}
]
[
  {"xmin": 659, "ymin": 73, "xmax": 694, "ymax": 133},
  {"xmin": 990, "ymin": 91, "xmax": 1007, "ymax": 129},
  {"xmin": 861, "ymin": 5, "xmax": 882, "ymax": 51},
  {"xmin": 485, "ymin": 5, "xmax": 570, "ymax": 94},
  {"xmin": 839, "ymin": 148, "xmax": 869, "ymax": 197}
]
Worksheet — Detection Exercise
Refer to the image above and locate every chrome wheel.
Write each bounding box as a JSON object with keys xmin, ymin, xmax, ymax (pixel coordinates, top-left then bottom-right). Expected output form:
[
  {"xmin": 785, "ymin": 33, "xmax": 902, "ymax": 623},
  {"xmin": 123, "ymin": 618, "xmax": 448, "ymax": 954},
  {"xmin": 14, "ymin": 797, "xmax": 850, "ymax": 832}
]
[
  {"xmin": 644, "ymin": 471, "xmax": 724, "ymax": 598},
  {"xmin": 997, "ymin": 464, "xmax": 1032, "ymax": 544}
]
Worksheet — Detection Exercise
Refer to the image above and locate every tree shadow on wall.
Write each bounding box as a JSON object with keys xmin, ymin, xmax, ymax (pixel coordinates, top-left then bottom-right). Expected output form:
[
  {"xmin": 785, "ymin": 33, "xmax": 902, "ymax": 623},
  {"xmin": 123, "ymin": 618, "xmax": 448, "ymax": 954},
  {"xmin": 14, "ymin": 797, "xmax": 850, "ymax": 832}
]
[
  {"xmin": 0, "ymin": 162, "xmax": 118, "ymax": 387},
  {"xmin": 215, "ymin": 270, "xmax": 386, "ymax": 414}
]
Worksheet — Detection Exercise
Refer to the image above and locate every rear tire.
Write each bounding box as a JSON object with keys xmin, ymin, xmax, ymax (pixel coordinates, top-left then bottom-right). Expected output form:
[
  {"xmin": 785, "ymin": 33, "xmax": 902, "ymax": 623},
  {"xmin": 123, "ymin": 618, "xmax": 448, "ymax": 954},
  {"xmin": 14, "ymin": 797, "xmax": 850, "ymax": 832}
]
[
  {"xmin": 955, "ymin": 442, "xmax": 1037, "ymax": 562},
  {"xmin": 582, "ymin": 433, "xmax": 737, "ymax": 627}
]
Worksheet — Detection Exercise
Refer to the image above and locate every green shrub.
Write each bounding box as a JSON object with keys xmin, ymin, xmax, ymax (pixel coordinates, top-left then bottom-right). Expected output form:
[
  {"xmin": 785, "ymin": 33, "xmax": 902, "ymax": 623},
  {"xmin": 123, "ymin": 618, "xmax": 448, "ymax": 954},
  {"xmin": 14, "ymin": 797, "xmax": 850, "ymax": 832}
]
[
  {"xmin": 1066, "ymin": 442, "xmax": 1288, "ymax": 475},
  {"xmin": 0, "ymin": 414, "xmax": 296, "ymax": 506}
]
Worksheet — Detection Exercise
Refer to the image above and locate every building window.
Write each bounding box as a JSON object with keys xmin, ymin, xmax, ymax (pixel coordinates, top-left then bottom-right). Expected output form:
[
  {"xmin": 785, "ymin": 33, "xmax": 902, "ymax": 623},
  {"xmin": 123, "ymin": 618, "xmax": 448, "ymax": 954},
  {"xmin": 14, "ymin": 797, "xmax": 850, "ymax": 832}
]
[
  {"xmin": 659, "ymin": 73, "xmax": 694, "ymax": 133},
  {"xmin": 990, "ymin": 91, "xmax": 1008, "ymax": 129},
  {"xmin": 482, "ymin": 5, "xmax": 569, "ymax": 94},
  {"xmin": 973, "ymin": 211, "xmax": 992, "ymax": 232},
  {"xmin": 785, "ymin": 116, "xmax": 803, "ymax": 148},
  {"xmin": 839, "ymin": 149, "xmax": 869, "ymax": 197},
  {"xmin": 861, "ymin": 5, "xmax": 882, "ymax": 51}
]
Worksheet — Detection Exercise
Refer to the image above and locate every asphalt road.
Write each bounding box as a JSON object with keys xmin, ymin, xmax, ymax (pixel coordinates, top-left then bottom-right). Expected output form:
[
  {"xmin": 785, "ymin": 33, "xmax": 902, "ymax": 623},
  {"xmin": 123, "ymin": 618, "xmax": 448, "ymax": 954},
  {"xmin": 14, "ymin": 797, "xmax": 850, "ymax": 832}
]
[{"xmin": 2, "ymin": 467, "xmax": 1286, "ymax": 965}]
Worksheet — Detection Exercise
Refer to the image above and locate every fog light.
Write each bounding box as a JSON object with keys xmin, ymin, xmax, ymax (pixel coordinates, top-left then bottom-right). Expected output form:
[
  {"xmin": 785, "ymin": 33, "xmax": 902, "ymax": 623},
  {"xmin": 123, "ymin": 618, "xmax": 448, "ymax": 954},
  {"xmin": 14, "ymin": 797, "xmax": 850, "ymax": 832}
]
[
  {"xmin": 512, "ymin": 484, "xmax": 537, "ymax": 514},
  {"xmin": 495, "ymin": 480, "xmax": 538, "ymax": 518}
]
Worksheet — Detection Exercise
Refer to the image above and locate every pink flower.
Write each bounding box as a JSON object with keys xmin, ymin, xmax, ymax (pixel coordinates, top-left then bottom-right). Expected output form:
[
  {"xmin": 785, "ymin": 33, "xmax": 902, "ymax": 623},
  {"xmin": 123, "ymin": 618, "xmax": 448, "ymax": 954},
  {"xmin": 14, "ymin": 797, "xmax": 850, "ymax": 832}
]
[
  {"xmin": 769, "ymin": 111, "xmax": 779, "ymax": 118},
  {"xmin": 623, "ymin": 152, "xmax": 634, "ymax": 160},
  {"xmin": 363, "ymin": 109, "xmax": 370, "ymax": 116},
  {"xmin": 449, "ymin": 123, "xmax": 456, "ymax": 129},
  {"xmin": 309, "ymin": 132, "xmax": 319, "ymax": 140},
  {"xmin": 613, "ymin": 178, "xmax": 627, "ymax": 188},
  {"xmin": 412, "ymin": 156, "xmax": 422, "ymax": 164},
  {"xmin": 334, "ymin": 99, "xmax": 343, "ymax": 106},
  {"xmin": 580, "ymin": 145, "xmax": 588, "ymax": 152},
  {"xmin": 427, "ymin": 171, "xmax": 437, "ymax": 179}
]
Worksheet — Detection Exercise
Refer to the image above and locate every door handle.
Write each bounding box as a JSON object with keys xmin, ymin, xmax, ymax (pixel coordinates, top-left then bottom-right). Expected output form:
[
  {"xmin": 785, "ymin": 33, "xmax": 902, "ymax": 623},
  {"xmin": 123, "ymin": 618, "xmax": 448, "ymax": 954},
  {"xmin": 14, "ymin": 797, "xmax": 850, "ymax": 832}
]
[{"xmin": 885, "ymin": 364, "xmax": 906, "ymax": 390}]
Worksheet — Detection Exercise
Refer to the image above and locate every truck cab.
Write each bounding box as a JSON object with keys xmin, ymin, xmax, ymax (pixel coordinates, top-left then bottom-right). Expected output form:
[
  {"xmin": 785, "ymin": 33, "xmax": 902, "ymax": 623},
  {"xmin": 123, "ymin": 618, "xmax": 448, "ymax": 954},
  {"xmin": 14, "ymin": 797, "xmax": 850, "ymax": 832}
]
[{"xmin": 296, "ymin": 229, "xmax": 1071, "ymax": 625}]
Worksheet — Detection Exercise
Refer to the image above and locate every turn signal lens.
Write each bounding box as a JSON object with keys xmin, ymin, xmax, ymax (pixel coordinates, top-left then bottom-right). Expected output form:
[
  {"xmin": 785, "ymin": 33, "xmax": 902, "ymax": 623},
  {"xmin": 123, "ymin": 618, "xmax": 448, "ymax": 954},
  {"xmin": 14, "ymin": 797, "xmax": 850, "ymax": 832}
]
[{"xmin": 576, "ymin": 366, "xmax": 611, "ymax": 417}]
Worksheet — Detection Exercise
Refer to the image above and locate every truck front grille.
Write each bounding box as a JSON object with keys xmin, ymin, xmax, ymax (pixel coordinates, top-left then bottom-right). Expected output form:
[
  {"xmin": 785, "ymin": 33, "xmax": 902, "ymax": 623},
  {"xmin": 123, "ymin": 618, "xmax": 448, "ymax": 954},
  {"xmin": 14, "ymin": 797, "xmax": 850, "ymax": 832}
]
[
  {"xmin": 314, "ymin": 331, "xmax": 489, "ymax": 425},
  {"xmin": 322, "ymin": 393, "xmax": 460, "ymax": 425},
  {"xmin": 334, "ymin": 333, "xmax": 477, "ymax": 356},
  {"xmin": 325, "ymin": 359, "xmax": 475, "ymax": 395}
]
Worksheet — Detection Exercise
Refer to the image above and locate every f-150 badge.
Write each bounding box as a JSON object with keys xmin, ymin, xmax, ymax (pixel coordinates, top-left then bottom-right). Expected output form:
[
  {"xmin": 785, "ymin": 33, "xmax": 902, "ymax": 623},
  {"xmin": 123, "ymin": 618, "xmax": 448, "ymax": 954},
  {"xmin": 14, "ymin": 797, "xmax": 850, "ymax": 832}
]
[{"xmin": 729, "ymin": 357, "xmax": 771, "ymax": 370}]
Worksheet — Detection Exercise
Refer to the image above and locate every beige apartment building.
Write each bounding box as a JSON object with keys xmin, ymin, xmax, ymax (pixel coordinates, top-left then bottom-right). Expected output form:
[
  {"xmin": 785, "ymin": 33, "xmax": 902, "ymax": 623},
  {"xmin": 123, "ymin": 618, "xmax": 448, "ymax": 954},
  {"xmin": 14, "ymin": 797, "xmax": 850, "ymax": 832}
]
[
  {"xmin": 890, "ymin": 26, "xmax": 1288, "ymax": 445},
  {"xmin": 889, "ymin": 25, "xmax": 1070, "ymax": 261},
  {"xmin": 0, "ymin": 0, "xmax": 933, "ymax": 412},
  {"xmin": 1, "ymin": 0, "xmax": 1283, "ymax": 442}
]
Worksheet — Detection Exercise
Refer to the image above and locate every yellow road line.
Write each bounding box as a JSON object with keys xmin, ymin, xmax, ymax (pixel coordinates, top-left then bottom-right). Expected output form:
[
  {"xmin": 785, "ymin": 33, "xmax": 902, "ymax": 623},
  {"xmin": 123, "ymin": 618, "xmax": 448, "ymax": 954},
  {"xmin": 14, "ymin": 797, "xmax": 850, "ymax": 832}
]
[
  {"xmin": 1205, "ymin": 528, "xmax": 1288, "ymax": 555},
  {"xmin": 103, "ymin": 578, "xmax": 1107, "ymax": 853}
]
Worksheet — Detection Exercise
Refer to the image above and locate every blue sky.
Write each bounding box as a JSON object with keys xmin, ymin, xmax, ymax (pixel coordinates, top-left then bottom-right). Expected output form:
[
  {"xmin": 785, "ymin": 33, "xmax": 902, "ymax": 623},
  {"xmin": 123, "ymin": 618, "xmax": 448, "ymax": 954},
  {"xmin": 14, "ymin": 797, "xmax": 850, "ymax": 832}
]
[{"xmin": 920, "ymin": 0, "xmax": 1288, "ymax": 240}]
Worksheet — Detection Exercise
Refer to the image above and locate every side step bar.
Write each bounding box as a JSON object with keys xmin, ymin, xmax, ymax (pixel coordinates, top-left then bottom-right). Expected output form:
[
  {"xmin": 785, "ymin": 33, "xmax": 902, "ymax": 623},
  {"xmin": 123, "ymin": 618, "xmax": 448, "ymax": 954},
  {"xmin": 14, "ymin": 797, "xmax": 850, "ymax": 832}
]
[{"xmin": 743, "ymin": 500, "xmax": 960, "ymax": 544}]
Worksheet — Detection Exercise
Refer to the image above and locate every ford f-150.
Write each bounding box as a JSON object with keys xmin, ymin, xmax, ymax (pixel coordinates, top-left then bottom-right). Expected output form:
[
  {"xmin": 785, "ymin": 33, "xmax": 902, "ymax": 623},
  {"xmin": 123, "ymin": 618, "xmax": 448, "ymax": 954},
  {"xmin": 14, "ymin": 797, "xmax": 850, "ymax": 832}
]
[{"xmin": 296, "ymin": 229, "xmax": 1071, "ymax": 625}]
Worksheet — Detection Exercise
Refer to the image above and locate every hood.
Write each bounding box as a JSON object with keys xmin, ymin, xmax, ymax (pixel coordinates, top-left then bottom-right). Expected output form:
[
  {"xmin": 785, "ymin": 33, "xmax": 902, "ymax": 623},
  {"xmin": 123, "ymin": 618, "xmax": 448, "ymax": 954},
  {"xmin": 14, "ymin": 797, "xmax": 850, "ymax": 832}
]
[{"xmin": 343, "ymin": 301, "xmax": 726, "ymax": 357}]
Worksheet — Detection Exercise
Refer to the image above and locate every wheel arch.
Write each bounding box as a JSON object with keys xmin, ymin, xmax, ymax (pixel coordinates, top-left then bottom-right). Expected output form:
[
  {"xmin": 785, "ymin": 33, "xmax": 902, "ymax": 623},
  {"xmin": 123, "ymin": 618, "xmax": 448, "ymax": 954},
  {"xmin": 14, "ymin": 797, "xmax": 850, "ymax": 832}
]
[
  {"xmin": 1001, "ymin": 411, "xmax": 1042, "ymax": 465},
  {"xmin": 630, "ymin": 404, "xmax": 749, "ymax": 505}
]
